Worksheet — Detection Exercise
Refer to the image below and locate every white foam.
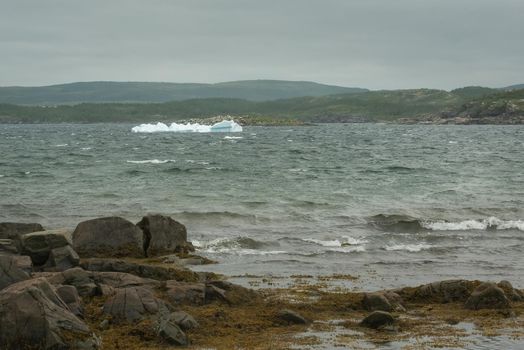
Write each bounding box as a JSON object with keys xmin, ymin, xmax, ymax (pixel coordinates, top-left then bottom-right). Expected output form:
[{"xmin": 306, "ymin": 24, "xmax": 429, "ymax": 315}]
[
  {"xmin": 303, "ymin": 238, "xmax": 342, "ymax": 247},
  {"xmin": 55, "ymin": 144, "xmax": 68, "ymax": 147},
  {"xmin": 126, "ymin": 159, "xmax": 176, "ymax": 164},
  {"xmin": 80, "ymin": 147, "xmax": 92, "ymax": 151},
  {"xmin": 423, "ymin": 217, "xmax": 524, "ymax": 231},
  {"xmin": 131, "ymin": 119, "xmax": 242, "ymax": 133},
  {"xmin": 385, "ymin": 243, "xmax": 432, "ymax": 252},
  {"xmin": 224, "ymin": 136, "xmax": 243, "ymax": 140},
  {"xmin": 303, "ymin": 236, "xmax": 368, "ymax": 247},
  {"xmin": 329, "ymin": 246, "xmax": 366, "ymax": 253}
]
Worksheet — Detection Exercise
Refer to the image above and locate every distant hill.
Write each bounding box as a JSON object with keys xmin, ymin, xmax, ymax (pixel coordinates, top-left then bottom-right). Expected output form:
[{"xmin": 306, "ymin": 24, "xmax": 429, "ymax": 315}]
[
  {"xmin": 502, "ymin": 84, "xmax": 524, "ymax": 91},
  {"xmin": 0, "ymin": 80, "xmax": 367, "ymax": 105},
  {"xmin": 1, "ymin": 86, "xmax": 521, "ymax": 124}
]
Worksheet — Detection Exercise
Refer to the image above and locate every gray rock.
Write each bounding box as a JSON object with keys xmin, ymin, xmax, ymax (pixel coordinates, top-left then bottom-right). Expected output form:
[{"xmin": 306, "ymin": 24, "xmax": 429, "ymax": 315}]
[
  {"xmin": 277, "ymin": 309, "xmax": 308, "ymax": 324},
  {"xmin": 56, "ymin": 284, "xmax": 84, "ymax": 317},
  {"xmin": 0, "ymin": 278, "xmax": 96, "ymax": 349},
  {"xmin": 137, "ymin": 214, "xmax": 194, "ymax": 257},
  {"xmin": 400, "ymin": 279, "xmax": 473, "ymax": 303},
  {"xmin": 0, "ymin": 255, "xmax": 30, "ymax": 290},
  {"xmin": 362, "ymin": 292, "xmax": 393, "ymax": 312},
  {"xmin": 103, "ymin": 286, "xmax": 169, "ymax": 323},
  {"xmin": 99, "ymin": 319, "xmax": 110, "ymax": 330},
  {"xmin": 3, "ymin": 254, "xmax": 32, "ymax": 273},
  {"xmin": 360, "ymin": 311, "xmax": 395, "ymax": 329},
  {"xmin": 172, "ymin": 311, "xmax": 199, "ymax": 331},
  {"xmin": 46, "ymin": 245, "xmax": 80, "ymax": 271},
  {"xmin": 165, "ymin": 280, "xmax": 206, "ymax": 305},
  {"xmin": 157, "ymin": 316, "xmax": 189, "ymax": 346},
  {"xmin": 18, "ymin": 230, "xmax": 70, "ymax": 266},
  {"xmin": 72, "ymin": 217, "xmax": 144, "ymax": 258},
  {"xmin": 0, "ymin": 239, "xmax": 18, "ymax": 254},
  {"xmin": 80, "ymin": 257, "xmax": 201, "ymax": 282},
  {"xmin": 497, "ymin": 280, "xmax": 523, "ymax": 302},
  {"xmin": 465, "ymin": 282, "xmax": 510, "ymax": 310},
  {"xmin": 0, "ymin": 222, "xmax": 44, "ymax": 239}
]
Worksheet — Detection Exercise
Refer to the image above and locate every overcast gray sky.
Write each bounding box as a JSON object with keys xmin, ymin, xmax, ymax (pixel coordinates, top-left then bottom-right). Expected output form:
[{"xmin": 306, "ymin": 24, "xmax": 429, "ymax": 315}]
[{"xmin": 1, "ymin": 0, "xmax": 523, "ymax": 90}]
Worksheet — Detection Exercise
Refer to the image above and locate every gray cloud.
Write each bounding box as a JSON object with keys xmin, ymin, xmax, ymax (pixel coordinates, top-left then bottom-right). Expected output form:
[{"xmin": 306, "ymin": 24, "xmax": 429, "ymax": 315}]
[{"xmin": 1, "ymin": 0, "xmax": 523, "ymax": 89}]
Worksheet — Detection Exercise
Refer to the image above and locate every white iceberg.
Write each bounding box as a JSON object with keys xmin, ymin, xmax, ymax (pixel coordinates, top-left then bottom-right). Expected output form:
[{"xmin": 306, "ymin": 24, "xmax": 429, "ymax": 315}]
[{"xmin": 131, "ymin": 120, "xmax": 242, "ymax": 133}]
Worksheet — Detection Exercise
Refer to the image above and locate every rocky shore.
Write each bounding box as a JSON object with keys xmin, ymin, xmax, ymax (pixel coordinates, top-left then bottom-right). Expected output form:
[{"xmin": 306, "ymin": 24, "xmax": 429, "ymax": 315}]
[{"xmin": 1, "ymin": 216, "xmax": 523, "ymax": 349}]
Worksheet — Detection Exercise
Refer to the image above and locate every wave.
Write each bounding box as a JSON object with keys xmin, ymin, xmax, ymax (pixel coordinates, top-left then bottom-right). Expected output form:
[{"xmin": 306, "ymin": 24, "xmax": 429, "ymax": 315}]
[
  {"xmin": 302, "ymin": 236, "xmax": 368, "ymax": 247},
  {"xmin": 193, "ymin": 236, "xmax": 284, "ymax": 255},
  {"xmin": 369, "ymin": 214, "xmax": 524, "ymax": 232},
  {"xmin": 174, "ymin": 211, "xmax": 265, "ymax": 223},
  {"xmin": 131, "ymin": 119, "xmax": 242, "ymax": 133},
  {"xmin": 423, "ymin": 217, "xmax": 524, "ymax": 231},
  {"xmin": 385, "ymin": 243, "xmax": 432, "ymax": 252},
  {"xmin": 126, "ymin": 159, "xmax": 176, "ymax": 164},
  {"xmin": 367, "ymin": 214, "xmax": 424, "ymax": 232}
]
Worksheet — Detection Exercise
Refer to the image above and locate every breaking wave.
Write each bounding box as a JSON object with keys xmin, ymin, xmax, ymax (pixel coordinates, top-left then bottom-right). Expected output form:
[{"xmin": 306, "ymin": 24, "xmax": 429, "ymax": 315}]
[
  {"xmin": 126, "ymin": 159, "xmax": 176, "ymax": 164},
  {"xmin": 423, "ymin": 217, "xmax": 524, "ymax": 231},
  {"xmin": 385, "ymin": 243, "xmax": 432, "ymax": 252},
  {"xmin": 193, "ymin": 237, "xmax": 285, "ymax": 255},
  {"xmin": 369, "ymin": 214, "xmax": 524, "ymax": 232}
]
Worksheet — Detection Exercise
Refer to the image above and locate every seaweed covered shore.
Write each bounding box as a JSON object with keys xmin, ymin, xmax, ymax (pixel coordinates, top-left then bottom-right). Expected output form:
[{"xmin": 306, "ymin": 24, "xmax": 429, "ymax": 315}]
[{"xmin": 1, "ymin": 216, "xmax": 523, "ymax": 349}]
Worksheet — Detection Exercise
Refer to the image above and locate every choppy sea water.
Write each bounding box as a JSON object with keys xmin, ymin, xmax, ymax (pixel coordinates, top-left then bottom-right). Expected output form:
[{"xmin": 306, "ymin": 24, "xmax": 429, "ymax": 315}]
[{"xmin": 1, "ymin": 123, "xmax": 523, "ymax": 291}]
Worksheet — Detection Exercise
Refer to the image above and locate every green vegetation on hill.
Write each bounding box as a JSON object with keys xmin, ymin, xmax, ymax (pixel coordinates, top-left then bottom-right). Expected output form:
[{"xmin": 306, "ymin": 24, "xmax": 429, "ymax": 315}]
[
  {"xmin": 0, "ymin": 80, "xmax": 367, "ymax": 105},
  {"xmin": 0, "ymin": 87, "xmax": 522, "ymax": 124}
]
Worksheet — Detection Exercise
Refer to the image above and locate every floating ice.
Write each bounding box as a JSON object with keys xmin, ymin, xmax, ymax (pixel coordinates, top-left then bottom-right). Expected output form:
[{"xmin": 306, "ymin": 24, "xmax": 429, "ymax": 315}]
[{"xmin": 131, "ymin": 120, "xmax": 242, "ymax": 133}]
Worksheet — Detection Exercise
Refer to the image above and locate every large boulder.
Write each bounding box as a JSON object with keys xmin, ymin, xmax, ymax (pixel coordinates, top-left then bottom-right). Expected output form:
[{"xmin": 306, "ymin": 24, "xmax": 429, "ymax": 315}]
[
  {"xmin": 18, "ymin": 230, "xmax": 70, "ymax": 266},
  {"xmin": 137, "ymin": 214, "xmax": 194, "ymax": 257},
  {"xmin": 0, "ymin": 222, "xmax": 44, "ymax": 239},
  {"xmin": 103, "ymin": 286, "xmax": 169, "ymax": 323},
  {"xmin": 72, "ymin": 217, "xmax": 144, "ymax": 258},
  {"xmin": 0, "ymin": 278, "xmax": 98, "ymax": 349},
  {"xmin": 0, "ymin": 255, "xmax": 30, "ymax": 290},
  {"xmin": 465, "ymin": 282, "xmax": 511, "ymax": 310}
]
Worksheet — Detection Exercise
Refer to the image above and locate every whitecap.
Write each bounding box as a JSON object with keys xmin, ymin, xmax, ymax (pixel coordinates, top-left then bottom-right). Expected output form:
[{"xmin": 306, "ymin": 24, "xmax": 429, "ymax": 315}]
[
  {"xmin": 81, "ymin": 147, "xmax": 92, "ymax": 151},
  {"xmin": 423, "ymin": 217, "xmax": 524, "ymax": 231},
  {"xmin": 303, "ymin": 238, "xmax": 342, "ymax": 247},
  {"xmin": 224, "ymin": 136, "xmax": 243, "ymax": 140},
  {"xmin": 385, "ymin": 243, "xmax": 432, "ymax": 252},
  {"xmin": 328, "ymin": 246, "xmax": 366, "ymax": 253},
  {"xmin": 55, "ymin": 144, "xmax": 68, "ymax": 147},
  {"xmin": 126, "ymin": 159, "xmax": 176, "ymax": 164}
]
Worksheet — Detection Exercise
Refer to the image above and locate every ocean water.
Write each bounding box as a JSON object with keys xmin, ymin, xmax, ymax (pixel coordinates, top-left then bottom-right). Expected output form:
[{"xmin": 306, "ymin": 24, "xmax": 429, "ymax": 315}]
[{"xmin": 1, "ymin": 123, "xmax": 523, "ymax": 290}]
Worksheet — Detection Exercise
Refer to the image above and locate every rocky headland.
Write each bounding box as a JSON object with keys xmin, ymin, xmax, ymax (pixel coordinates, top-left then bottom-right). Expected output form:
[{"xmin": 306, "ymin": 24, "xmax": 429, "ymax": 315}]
[{"xmin": 1, "ymin": 216, "xmax": 523, "ymax": 349}]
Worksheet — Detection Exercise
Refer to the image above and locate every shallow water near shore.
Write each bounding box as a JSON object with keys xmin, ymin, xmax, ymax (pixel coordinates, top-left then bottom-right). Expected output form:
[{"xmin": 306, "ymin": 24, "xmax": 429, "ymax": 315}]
[{"xmin": 1, "ymin": 123, "xmax": 523, "ymax": 292}]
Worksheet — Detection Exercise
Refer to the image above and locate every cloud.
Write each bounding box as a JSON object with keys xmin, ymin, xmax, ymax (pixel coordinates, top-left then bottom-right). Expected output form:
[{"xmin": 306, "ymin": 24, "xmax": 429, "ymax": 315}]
[{"xmin": 1, "ymin": 0, "xmax": 523, "ymax": 89}]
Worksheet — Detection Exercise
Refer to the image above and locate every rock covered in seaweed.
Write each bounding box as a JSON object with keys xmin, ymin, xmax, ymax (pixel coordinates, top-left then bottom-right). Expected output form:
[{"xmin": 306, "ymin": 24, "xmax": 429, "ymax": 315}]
[{"xmin": 465, "ymin": 282, "xmax": 511, "ymax": 310}]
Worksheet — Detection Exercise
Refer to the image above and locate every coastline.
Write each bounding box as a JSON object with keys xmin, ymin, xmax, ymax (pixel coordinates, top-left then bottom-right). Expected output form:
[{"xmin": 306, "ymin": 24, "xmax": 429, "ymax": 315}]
[{"xmin": 1, "ymin": 217, "xmax": 523, "ymax": 349}]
